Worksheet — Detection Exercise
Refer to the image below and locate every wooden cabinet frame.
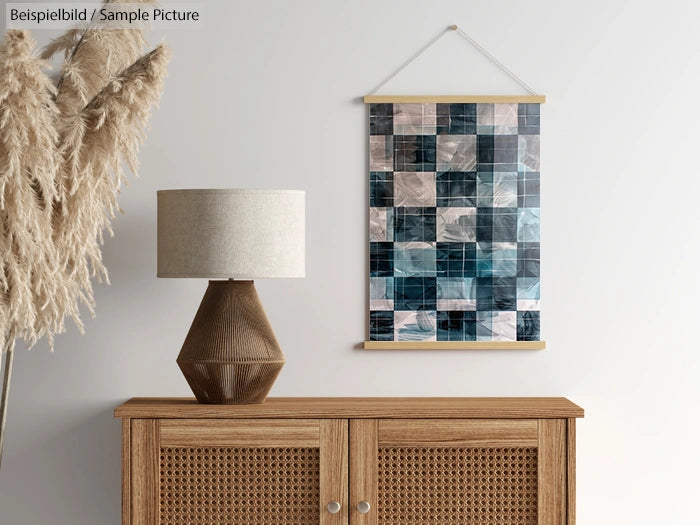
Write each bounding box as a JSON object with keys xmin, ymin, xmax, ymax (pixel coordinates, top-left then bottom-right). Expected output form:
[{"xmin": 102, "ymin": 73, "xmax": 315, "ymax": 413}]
[{"xmin": 116, "ymin": 398, "xmax": 583, "ymax": 525}]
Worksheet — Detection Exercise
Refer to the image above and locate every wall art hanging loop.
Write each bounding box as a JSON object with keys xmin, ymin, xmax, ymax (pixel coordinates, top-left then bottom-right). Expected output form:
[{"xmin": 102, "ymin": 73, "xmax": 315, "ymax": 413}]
[
  {"xmin": 366, "ymin": 24, "xmax": 541, "ymax": 100},
  {"xmin": 364, "ymin": 25, "xmax": 545, "ymax": 350}
]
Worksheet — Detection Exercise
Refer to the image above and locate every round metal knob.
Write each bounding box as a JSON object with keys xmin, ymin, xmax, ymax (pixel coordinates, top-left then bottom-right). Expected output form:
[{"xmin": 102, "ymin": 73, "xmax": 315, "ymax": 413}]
[
  {"xmin": 357, "ymin": 501, "xmax": 371, "ymax": 514},
  {"xmin": 327, "ymin": 501, "xmax": 341, "ymax": 514}
]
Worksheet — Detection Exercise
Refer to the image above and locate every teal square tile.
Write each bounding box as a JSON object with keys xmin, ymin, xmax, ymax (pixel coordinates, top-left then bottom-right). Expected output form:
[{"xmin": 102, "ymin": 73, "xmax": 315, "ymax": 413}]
[
  {"xmin": 493, "ymin": 258, "xmax": 517, "ymax": 276},
  {"xmin": 493, "ymin": 172, "xmax": 518, "ymax": 207},
  {"xmin": 517, "ymin": 278, "xmax": 540, "ymax": 300},
  {"xmin": 437, "ymin": 277, "xmax": 476, "ymax": 300},
  {"xmin": 395, "ymin": 311, "xmax": 437, "ymax": 341},
  {"xmin": 518, "ymin": 208, "xmax": 540, "ymax": 242},
  {"xmin": 370, "ymin": 277, "xmax": 394, "ymax": 300},
  {"xmin": 394, "ymin": 242, "xmax": 436, "ymax": 277}
]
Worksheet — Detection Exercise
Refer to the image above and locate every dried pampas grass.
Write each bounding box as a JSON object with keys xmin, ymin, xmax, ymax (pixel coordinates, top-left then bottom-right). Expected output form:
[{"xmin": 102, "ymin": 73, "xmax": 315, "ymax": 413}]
[
  {"xmin": 0, "ymin": 30, "xmax": 76, "ymax": 351},
  {"xmin": 0, "ymin": 4, "xmax": 170, "ymax": 353},
  {"xmin": 54, "ymin": 44, "xmax": 171, "ymax": 315},
  {"xmin": 0, "ymin": 2, "xmax": 170, "ymax": 470}
]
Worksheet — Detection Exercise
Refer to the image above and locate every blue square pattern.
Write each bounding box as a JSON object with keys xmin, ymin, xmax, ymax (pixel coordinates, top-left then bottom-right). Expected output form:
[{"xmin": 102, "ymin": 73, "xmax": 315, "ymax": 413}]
[
  {"xmin": 436, "ymin": 171, "xmax": 476, "ymax": 207},
  {"xmin": 370, "ymin": 172, "xmax": 394, "ymax": 207},
  {"xmin": 437, "ymin": 103, "xmax": 477, "ymax": 135},
  {"xmin": 437, "ymin": 242, "xmax": 476, "ymax": 277},
  {"xmin": 394, "ymin": 277, "xmax": 437, "ymax": 311},
  {"xmin": 394, "ymin": 207, "xmax": 436, "ymax": 242},
  {"xmin": 438, "ymin": 311, "xmax": 477, "ymax": 341},
  {"xmin": 369, "ymin": 311, "xmax": 393, "ymax": 341},
  {"xmin": 437, "ymin": 277, "xmax": 476, "ymax": 300},
  {"xmin": 369, "ymin": 103, "xmax": 541, "ymax": 341},
  {"xmin": 394, "ymin": 243, "xmax": 437, "ymax": 277}
]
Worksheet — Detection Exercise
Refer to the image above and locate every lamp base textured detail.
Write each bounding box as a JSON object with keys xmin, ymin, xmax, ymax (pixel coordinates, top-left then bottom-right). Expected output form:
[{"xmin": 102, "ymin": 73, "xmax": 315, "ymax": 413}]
[{"xmin": 177, "ymin": 280, "xmax": 285, "ymax": 404}]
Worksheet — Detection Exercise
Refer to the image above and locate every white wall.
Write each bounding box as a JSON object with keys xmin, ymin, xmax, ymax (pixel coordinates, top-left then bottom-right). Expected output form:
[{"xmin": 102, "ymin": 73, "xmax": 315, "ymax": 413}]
[{"xmin": 1, "ymin": 0, "xmax": 699, "ymax": 522}]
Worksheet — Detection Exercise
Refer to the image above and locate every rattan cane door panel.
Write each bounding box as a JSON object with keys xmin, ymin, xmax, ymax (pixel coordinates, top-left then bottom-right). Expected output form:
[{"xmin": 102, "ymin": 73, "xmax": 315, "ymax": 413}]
[
  {"xmin": 130, "ymin": 418, "xmax": 348, "ymax": 525},
  {"xmin": 160, "ymin": 446, "xmax": 320, "ymax": 524},
  {"xmin": 350, "ymin": 419, "xmax": 553, "ymax": 525},
  {"xmin": 377, "ymin": 446, "xmax": 538, "ymax": 525}
]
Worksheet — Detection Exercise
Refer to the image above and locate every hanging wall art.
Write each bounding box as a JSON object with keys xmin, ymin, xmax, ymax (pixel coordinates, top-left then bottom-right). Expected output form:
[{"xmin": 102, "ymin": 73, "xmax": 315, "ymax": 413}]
[{"xmin": 364, "ymin": 26, "xmax": 546, "ymax": 349}]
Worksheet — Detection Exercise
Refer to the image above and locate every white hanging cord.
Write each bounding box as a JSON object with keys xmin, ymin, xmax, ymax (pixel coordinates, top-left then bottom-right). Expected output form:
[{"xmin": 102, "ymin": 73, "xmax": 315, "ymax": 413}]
[
  {"xmin": 368, "ymin": 24, "xmax": 538, "ymax": 96},
  {"xmin": 453, "ymin": 26, "xmax": 537, "ymax": 95},
  {"xmin": 367, "ymin": 26, "xmax": 453, "ymax": 96}
]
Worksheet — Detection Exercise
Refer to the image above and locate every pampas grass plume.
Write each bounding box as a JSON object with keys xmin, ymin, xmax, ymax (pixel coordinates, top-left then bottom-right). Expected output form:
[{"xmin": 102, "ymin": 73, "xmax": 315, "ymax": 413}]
[{"xmin": 0, "ymin": 2, "xmax": 170, "ymax": 352}]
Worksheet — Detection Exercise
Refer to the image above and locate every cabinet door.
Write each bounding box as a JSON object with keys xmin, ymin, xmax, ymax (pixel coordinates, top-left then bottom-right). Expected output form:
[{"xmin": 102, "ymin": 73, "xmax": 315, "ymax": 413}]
[
  {"xmin": 129, "ymin": 418, "xmax": 348, "ymax": 525},
  {"xmin": 349, "ymin": 419, "xmax": 567, "ymax": 525}
]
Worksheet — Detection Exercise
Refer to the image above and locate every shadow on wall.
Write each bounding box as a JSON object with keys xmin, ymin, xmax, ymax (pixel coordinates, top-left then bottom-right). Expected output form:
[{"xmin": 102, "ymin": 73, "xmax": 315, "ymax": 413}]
[{"xmin": 101, "ymin": 211, "xmax": 155, "ymax": 287}]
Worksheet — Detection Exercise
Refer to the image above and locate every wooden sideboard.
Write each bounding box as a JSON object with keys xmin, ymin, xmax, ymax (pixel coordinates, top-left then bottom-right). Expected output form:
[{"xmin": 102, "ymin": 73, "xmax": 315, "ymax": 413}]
[{"xmin": 115, "ymin": 397, "xmax": 584, "ymax": 525}]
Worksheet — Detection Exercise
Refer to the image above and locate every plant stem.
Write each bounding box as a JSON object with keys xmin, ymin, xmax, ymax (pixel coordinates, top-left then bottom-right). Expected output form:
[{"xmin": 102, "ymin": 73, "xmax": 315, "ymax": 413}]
[
  {"xmin": 54, "ymin": 30, "xmax": 87, "ymax": 100},
  {"xmin": 0, "ymin": 345, "xmax": 15, "ymax": 471}
]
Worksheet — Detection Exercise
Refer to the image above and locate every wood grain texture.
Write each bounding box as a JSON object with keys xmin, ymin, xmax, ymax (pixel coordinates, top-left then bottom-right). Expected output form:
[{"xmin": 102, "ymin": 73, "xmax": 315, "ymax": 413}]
[
  {"xmin": 118, "ymin": 400, "xmax": 582, "ymax": 524},
  {"xmin": 121, "ymin": 419, "xmax": 130, "ymax": 525},
  {"xmin": 320, "ymin": 420, "xmax": 349, "ymax": 525},
  {"xmin": 115, "ymin": 397, "xmax": 584, "ymax": 419},
  {"xmin": 363, "ymin": 95, "xmax": 547, "ymax": 104},
  {"xmin": 350, "ymin": 420, "xmax": 377, "ymax": 525},
  {"xmin": 378, "ymin": 419, "xmax": 538, "ymax": 447},
  {"xmin": 363, "ymin": 340, "xmax": 546, "ymax": 350},
  {"xmin": 538, "ymin": 419, "xmax": 567, "ymax": 525},
  {"xmin": 568, "ymin": 418, "xmax": 576, "ymax": 525},
  {"xmin": 159, "ymin": 419, "xmax": 320, "ymax": 447},
  {"xmin": 131, "ymin": 419, "xmax": 159, "ymax": 525}
]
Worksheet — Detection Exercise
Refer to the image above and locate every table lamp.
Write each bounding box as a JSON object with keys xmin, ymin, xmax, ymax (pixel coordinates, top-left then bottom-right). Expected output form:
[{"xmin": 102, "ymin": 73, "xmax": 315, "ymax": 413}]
[{"xmin": 157, "ymin": 189, "xmax": 305, "ymax": 404}]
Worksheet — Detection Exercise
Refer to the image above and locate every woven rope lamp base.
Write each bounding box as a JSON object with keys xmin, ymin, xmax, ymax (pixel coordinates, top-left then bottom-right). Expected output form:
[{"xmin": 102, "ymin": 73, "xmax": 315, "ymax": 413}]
[{"xmin": 177, "ymin": 280, "xmax": 284, "ymax": 404}]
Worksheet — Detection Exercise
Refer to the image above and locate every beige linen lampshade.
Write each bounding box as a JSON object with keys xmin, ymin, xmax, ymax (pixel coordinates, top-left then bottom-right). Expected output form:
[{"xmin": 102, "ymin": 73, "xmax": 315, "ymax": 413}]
[
  {"xmin": 157, "ymin": 189, "xmax": 305, "ymax": 404},
  {"xmin": 157, "ymin": 189, "xmax": 305, "ymax": 279}
]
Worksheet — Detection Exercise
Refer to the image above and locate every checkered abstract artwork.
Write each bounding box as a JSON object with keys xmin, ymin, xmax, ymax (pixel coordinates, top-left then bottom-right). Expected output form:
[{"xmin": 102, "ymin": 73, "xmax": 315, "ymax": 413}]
[{"xmin": 369, "ymin": 102, "xmax": 541, "ymax": 342}]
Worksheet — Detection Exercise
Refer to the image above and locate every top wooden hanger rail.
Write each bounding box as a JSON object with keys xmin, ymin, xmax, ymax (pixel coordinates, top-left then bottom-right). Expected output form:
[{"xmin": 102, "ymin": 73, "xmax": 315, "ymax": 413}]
[{"xmin": 364, "ymin": 95, "xmax": 546, "ymax": 104}]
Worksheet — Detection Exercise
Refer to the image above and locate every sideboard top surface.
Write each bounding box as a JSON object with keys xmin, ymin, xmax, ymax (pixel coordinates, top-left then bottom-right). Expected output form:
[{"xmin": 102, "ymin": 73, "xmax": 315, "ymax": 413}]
[{"xmin": 114, "ymin": 397, "xmax": 584, "ymax": 419}]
